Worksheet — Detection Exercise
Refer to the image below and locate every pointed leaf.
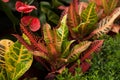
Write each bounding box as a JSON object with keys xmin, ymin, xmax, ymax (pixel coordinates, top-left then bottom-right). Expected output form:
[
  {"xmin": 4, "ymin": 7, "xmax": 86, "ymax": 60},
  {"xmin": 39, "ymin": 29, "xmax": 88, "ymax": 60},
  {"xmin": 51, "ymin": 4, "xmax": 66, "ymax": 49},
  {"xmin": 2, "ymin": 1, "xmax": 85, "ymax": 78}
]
[
  {"xmin": 102, "ymin": 0, "xmax": 109, "ymax": 14},
  {"xmin": 57, "ymin": 14, "xmax": 68, "ymax": 40},
  {"xmin": 67, "ymin": 2, "xmax": 80, "ymax": 28},
  {"xmin": 111, "ymin": 24, "xmax": 120, "ymax": 33},
  {"xmin": 43, "ymin": 23, "xmax": 57, "ymax": 57},
  {"xmin": 67, "ymin": 41, "xmax": 92, "ymax": 63},
  {"xmin": 56, "ymin": 14, "xmax": 69, "ymax": 53}
]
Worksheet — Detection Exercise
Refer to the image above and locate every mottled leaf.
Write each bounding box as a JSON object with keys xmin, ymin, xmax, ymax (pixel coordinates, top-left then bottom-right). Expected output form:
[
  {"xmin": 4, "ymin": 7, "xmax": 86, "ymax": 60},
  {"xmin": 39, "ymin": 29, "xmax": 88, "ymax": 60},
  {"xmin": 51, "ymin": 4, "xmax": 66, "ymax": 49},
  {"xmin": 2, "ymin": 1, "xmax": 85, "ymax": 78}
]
[
  {"xmin": 67, "ymin": 41, "xmax": 92, "ymax": 63},
  {"xmin": 0, "ymin": 39, "xmax": 33, "ymax": 80},
  {"xmin": 92, "ymin": 7, "xmax": 120, "ymax": 38}
]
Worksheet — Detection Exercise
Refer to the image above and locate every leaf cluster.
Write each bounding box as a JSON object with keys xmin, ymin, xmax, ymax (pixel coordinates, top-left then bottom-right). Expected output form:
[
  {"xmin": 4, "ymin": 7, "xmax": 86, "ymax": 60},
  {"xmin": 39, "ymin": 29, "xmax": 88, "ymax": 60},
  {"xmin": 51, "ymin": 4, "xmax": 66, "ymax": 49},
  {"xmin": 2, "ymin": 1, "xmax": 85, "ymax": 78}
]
[{"xmin": 56, "ymin": 34, "xmax": 120, "ymax": 80}]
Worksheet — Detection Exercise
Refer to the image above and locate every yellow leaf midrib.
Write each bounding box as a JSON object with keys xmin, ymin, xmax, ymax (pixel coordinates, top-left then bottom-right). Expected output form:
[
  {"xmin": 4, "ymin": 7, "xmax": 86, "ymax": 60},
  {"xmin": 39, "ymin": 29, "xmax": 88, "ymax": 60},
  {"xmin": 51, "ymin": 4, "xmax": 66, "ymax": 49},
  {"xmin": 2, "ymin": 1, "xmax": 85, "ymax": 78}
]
[{"xmin": 12, "ymin": 45, "xmax": 24, "ymax": 79}]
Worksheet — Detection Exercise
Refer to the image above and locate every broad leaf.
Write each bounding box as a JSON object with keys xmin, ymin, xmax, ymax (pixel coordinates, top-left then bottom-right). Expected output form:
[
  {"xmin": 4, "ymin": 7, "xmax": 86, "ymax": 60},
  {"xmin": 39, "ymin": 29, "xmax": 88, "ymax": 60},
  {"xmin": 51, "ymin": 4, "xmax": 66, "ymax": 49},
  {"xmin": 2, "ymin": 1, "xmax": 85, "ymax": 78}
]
[
  {"xmin": 80, "ymin": 2, "xmax": 98, "ymax": 36},
  {"xmin": 0, "ymin": 39, "xmax": 33, "ymax": 80},
  {"xmin": 67, "ymin": 41, "xmax": 92, "ymax": 63}
]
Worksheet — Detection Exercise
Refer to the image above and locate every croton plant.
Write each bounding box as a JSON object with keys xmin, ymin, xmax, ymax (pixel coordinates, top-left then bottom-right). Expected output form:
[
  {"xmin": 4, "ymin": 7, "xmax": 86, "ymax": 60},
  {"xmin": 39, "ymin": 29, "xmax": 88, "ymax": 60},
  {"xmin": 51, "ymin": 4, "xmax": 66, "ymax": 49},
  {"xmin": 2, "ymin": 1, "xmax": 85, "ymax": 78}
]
[{"xmin": 0, "ymin": 0, "xmax": 120, "ymax": 80}]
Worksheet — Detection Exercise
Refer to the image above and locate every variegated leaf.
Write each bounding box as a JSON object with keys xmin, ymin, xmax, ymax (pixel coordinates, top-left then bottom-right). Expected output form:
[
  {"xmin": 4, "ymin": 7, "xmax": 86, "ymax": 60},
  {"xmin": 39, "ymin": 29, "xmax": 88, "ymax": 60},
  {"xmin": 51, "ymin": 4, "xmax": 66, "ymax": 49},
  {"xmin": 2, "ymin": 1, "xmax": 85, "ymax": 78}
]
[
  {"xmin": 80, "ymin": 2, "xmax": 98, "ymax": 36},
  {"xmin": 56, "ymin": 14, "xmax": 69, "ymax": 53},
  {"xmin": 92, "ymin": 7, "xmax": 120, "ymax": 38},
  {"xmin": 81, "ymin": 2, "xmax": 98, "ymax": 26},
  {"xmin": 57, "ymin": 14, "xmax": 68, "ymax": 41},
  {"xmin": 0, "ymin": 39, "xmax": 33, "ymax": 80},
  {"xmin": 67, "ymin": 1, "xmax": 80, "ymax": 28},
  {"xmin": 67, "ymin": 41, "xmax": 92, "ymax": 63},
  {"xmin": 0, "ymin": 39, "xmax": 14, "ymax": 80},
  {"xmin": 61, "ymin": 40, "xmax": 75, "ymax": 58},
  {"xmin": 43, "ymin": 23, "xmax": 57, "ymax": 56},
  {"xmin": 0, "ymin": 39, "xmax": 14, "ymax": 68}
]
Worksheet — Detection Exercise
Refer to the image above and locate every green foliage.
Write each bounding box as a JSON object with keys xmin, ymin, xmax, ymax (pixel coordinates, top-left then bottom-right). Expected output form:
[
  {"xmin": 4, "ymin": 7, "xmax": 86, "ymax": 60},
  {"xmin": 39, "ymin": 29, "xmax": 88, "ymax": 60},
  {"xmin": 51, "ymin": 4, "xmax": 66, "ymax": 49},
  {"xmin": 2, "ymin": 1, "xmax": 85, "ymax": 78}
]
[
  {"xmin": 56, "ymin": 34, "xmax": 120, "ymax": 80},
  {"xmin": 55, "ymin": 68, "xmax": 83, "ymax": 80},
  {"xmin": 80, "ymin": 2, "xmax": 98, "ymax": 35},
  {"xmin": 102, "ymin": 0, "xmax": 118, "ymax": 15},
  {"xmin": 40, "ymin": 1, "xmax": 60, "ymax": 25},
  {"xmin": 0, "ymin": 39, "xmax": 33, "ymax": 80},
  {"xmin": 67, "ymin": 2, "xmax": 98, "ymax": 39}
]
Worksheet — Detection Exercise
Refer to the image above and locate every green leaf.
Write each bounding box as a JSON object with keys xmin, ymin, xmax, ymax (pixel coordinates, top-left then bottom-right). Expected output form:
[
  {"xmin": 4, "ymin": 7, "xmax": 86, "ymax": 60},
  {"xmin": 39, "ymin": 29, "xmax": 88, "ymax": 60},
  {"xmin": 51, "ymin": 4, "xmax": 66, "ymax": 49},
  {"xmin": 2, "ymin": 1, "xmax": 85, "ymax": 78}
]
[
  {"xmin": 0, "ymin": 39, "xmax": 33, "ymax": 80},
  {"xmin": 22, "ymin": 34, "xmax": 31, "ymax": 45},
  {"xmin": 57, "ymin": 14, "xmax": 68, "ymax": 41},
  {"xmin": 81, "ymin": 2, "xmax": 98, "ymax": 26},
  {"xmin": 80, "ymin": 2, "xmax": 98, "ymax": 36},
  {"xmin": 61, "ymin": 40, "xmax": 75, "ymax": 58},
  {"xmin": 67, "ymin": 41, "xmax": 92, "ymax": 63},
  {"xmin": 108, "ymin": 0, "xmax": 118, "ymax": 14},
  {"xmin": 102, "ymin": 0, "xmax": 109, "ymax": 14},
  {"xmin": 56, "ymin": 14, "xmax": 69, "ymax": 53},
  {"xmin": 40, "ymin": 2, "xmax": 59, "ymax": 24},
  {"xmin": 102, "ymin": 0, "xmax": 118, "ymax": 15},
  {"xmin": 52, "ymin": 0, "xmax": 63, "ymax": 8},
  {"xmin": 5, "ymin": 41, "xmax": 33, "ymax": 80}
]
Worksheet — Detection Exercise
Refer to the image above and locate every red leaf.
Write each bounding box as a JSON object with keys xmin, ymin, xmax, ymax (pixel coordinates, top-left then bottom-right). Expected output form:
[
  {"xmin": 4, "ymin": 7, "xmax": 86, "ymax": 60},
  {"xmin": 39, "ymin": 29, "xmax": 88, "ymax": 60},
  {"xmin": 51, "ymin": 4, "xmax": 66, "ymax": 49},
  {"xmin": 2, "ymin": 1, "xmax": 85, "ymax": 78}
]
[
  {"xmin": 20, "ymin": 24, "xmax": 47, "ymax": 53},
  {"xmin": 15, "ymin": 1, "xmax": 36, "ymax": 13},
  {"xmin": 81, "ymin": 40, "xmax": 104, "ymax": 62}
]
